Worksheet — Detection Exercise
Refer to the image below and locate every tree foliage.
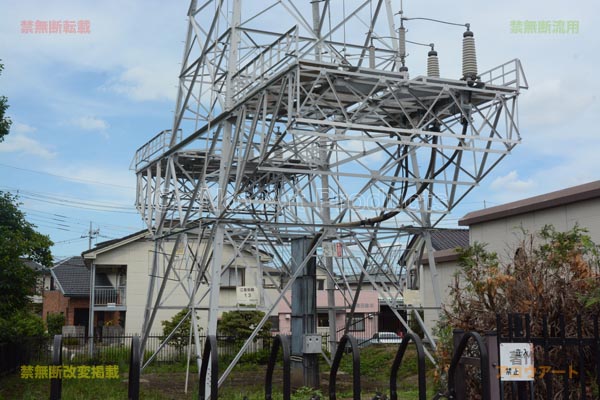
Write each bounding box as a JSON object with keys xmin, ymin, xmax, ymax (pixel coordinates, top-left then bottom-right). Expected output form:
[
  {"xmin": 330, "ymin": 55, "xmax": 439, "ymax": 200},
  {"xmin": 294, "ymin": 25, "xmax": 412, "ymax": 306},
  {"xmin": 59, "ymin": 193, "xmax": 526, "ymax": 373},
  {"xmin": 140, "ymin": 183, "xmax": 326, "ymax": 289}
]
[
  {"xmin": 160, "ymin": 309, "xmax": 201, "ymax": 353},
  {"xmin": 0, "ymin": 61, "xmax": 11, "ymax": 142},
  {"xmin": 0, "ymin": 192, "xmax": 53, "ymax": 319},
  {"xmin": 435, "ymin": 225, "xmax": 600, "ymax": 399},
  {"xmin": 46, "ymin": 312, "xmax": 66, "ymax": 336},
  {"xmin": 218, "ymin": 310, "xmax": 271, "ymax": 340},
  {"xmin": 0, "ymin": 310, "xmax": 45, "ymax": 342}
]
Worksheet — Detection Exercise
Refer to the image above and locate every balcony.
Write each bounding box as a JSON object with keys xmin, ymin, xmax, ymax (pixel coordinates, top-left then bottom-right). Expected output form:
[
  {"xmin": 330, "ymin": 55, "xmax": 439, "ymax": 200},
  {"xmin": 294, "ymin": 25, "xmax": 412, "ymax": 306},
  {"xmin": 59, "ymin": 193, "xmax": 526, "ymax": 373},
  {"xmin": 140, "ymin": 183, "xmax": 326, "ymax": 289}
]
[{"xmin": 94, "ymin": 286, "xmax": 126, "ymax": 308}]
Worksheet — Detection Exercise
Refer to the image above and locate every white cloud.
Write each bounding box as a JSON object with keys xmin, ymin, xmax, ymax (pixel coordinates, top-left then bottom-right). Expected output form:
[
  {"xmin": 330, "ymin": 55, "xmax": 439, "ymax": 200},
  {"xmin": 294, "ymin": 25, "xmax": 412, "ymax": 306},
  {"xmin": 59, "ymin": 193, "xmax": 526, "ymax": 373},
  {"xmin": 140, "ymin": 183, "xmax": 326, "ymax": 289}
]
[
  {"xmin": 0, "ymin": 123, "xmax": 56, "ymax": 159},
  {"xmin": 490, "ymin": 170, "xmax": 535, "ymax": 193},
  {"xmin": 521, "ymin": 78, "xmax": 596, "ymax": 128},
  {"xmin": 104, "ymin": 65, "xmax": 177, "ymax": 102},
  {"xmin": 12, "ymin": 122, "xmax": 36, "ymax": 134},
  {"xmin": 70, "ymin": 116, "xmax": 109, "ymax": 132}
]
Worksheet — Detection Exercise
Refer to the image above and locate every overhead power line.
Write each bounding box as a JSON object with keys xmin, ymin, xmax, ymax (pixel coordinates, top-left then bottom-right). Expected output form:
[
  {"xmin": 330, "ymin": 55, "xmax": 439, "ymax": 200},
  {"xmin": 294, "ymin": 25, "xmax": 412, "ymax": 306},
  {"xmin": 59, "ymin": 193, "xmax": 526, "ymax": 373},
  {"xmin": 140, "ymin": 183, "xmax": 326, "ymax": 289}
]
[{"xmin": 0, "ymin": 162, "xmax": 134, "ymax": 189}]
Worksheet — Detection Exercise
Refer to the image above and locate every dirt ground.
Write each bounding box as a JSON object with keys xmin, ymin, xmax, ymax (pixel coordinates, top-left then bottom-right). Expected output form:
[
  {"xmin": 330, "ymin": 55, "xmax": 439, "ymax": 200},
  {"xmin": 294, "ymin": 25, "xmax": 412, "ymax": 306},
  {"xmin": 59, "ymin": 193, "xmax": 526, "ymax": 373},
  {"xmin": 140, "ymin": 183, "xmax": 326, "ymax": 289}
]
[{"xmin": 140, "ymin": 367, "xmax": 397, "ymax": 399}]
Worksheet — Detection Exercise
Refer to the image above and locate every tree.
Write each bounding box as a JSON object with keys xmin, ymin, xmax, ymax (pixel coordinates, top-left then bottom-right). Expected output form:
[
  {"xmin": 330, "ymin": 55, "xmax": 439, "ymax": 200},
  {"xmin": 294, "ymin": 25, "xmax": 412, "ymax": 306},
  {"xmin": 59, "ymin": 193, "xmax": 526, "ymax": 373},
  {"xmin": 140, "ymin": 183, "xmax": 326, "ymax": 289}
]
[
  {"xmin": 218, "ymin": 310, "xmax": 271, "ymax": 340},
  {"xmin": 0, "ymin": 61, "xmax": 11, "ymax": 142},
  {"xmin": 0, "ymin": 192, "xmax": 53, "ymax": 319},
  {"xmin": 435, "ymin": 225, "xmax": 600, "ymax": 398},
  {"xmin": 160, "ymin": 309, "xmax": 201, "ymax": 355}
]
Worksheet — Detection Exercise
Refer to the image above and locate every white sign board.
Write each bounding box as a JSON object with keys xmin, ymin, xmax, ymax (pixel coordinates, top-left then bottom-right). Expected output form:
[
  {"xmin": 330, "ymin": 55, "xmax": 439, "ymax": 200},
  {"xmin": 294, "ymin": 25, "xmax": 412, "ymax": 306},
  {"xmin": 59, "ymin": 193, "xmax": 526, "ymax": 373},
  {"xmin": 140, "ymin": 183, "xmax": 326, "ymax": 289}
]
[
  {"xmin": 322, "ymin": 242, "xmax": 333, "ymax": 257},
  {"xmin": 499, "ymin": 342, "xmax": 535, "ymax": 381},
  {"xmin": 236, "ymin": 286, "xmax": 259, "ymax": 306}
]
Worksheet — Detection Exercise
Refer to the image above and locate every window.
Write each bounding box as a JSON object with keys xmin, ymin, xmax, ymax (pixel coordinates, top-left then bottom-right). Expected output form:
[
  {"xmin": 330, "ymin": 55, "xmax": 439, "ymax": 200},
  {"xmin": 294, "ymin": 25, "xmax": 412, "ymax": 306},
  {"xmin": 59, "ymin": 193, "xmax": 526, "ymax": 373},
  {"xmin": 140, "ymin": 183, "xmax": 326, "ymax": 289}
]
[
  {"xmin": 317, "ymin": 279, "xmax": 325, "ymax": 290},
  {"xmin": 220, "ymin": 267, "xmax": 245, "ymax": 287},
  {"xmin": 268, "ymin": 315, "xmax": 279, "ymax": 332},
  {"xmin": 408, "ymin": 268, "xmax": 419, "ymax": 290},
  {"xmin": 317, "ymin": 313, "xmax": 329, "ymax": 327},
  {"xmin": 263, "ymin": 278, "xmax": 277, "ymax": 289},
  {"xmin": 347, "ymin": 313, "xmax": 365, "ymax": 332}
]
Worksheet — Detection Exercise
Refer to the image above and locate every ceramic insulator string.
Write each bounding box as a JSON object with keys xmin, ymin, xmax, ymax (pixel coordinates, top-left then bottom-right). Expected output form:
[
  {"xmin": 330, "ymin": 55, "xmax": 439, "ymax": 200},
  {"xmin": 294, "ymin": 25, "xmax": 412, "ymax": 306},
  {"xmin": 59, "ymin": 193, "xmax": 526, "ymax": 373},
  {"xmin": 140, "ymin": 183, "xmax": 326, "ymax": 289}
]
[
  {"xmin": 398, "ymin": 26, "xmax": 406, "ymax": 59},
  {"xmin": 427, "ymin": 50, "xmax": 440, "ymax": 77},
  {"xmin": 462, "ymin": 30, "xmax": 478, "ymax": 79}
]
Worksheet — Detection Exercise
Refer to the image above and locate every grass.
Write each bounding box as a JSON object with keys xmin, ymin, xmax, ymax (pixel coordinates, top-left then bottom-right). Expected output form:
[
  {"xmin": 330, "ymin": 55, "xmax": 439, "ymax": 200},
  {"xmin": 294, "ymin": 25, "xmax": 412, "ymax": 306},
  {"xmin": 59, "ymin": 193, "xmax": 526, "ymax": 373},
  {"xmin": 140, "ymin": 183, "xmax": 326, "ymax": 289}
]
[{"xmin": 0, "ymin": 343, "xmax": 435, "ymax": 399}]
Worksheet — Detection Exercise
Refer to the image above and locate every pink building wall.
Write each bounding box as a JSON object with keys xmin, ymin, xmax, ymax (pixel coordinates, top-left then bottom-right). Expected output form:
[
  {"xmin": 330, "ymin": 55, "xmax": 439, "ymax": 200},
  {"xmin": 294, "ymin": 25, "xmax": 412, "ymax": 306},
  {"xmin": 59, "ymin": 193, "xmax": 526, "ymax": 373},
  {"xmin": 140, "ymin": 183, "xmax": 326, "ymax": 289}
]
[{"xmin": 276, "ymin": 289, "xmax": 380, "ymax": 341}]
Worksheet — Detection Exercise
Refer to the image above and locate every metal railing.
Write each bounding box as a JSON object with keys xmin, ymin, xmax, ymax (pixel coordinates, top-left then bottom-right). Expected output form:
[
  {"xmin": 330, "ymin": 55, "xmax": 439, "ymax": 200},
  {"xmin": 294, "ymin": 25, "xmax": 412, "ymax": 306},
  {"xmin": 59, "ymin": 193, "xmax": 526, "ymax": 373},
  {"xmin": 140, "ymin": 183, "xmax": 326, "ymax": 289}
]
[
  {"xmin": 479, "ymin": 59, "xmax": 529, "ymax": 90},
  {"xmin": 94, "ymin": 285, "xmax": 126, "ymax": 307},
  {"xmin": 131, "ymin": 129, "xmax": 182, "ymax": 171}
]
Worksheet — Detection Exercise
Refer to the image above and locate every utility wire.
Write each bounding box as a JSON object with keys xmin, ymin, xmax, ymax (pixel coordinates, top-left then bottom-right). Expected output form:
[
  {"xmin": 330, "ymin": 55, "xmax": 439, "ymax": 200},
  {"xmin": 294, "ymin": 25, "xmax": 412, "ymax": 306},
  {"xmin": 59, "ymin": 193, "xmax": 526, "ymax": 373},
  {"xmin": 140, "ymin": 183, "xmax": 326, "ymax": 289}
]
[{"xmin": 0, "ymin": 163, "xmax": 134, "ymax": 189}]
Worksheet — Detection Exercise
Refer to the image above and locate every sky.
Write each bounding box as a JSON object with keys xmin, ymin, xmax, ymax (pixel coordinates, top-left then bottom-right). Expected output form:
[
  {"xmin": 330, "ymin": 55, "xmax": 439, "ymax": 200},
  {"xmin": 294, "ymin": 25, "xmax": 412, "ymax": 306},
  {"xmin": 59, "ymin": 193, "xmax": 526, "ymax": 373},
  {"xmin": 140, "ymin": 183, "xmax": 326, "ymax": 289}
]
[{"xmin": 0, "ymin": 0, "xmax": 598, "ymax": 260}]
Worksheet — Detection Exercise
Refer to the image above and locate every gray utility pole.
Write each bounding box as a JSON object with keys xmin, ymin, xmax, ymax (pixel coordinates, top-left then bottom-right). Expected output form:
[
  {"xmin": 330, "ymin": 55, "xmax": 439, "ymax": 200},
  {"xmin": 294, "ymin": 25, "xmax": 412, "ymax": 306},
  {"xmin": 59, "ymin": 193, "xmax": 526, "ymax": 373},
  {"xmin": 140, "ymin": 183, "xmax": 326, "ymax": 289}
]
[
  {"xmin": 83, "ymin": 221, "xmax": 100, "ymax": 250},
  {"xmin": 290, "ymin": 238, "xmax": 319, "ymax": 388}
]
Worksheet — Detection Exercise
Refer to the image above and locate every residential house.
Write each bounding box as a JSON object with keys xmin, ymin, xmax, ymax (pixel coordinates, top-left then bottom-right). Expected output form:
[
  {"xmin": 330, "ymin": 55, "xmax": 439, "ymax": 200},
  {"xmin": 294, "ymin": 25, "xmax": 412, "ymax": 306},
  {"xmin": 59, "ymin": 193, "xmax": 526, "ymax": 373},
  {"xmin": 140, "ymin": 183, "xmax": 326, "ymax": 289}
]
[
  {"xmin": 21, "ymin": 258, "xmax": 51, "ymax": 316},
  {"xmin": 414, "ymin": 229, "xmax": 469, "ymax": 334},
  {"xmin": 276, "ymin": 265, "xmax": 381, "ymax": 341},
  {"xmin": 42, "ymin": 256, "xmax": 98, "ymax": 331},
  {"xmin": 460, "ymin": 180, "xmax": 600, "ymax": 253},
  {"xmin": 412, "ymin": 180, "xmax": 600, "ymax": 335},
  {"xmin": 81, "ymin": 229, "xmax": 278, "ymax": 336}
]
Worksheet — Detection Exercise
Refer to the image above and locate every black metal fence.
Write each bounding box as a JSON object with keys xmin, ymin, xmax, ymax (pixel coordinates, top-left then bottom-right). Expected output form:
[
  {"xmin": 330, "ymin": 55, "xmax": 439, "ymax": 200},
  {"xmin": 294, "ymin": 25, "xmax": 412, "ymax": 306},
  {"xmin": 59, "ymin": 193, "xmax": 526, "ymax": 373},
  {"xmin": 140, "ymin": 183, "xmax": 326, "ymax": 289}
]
[
  {"xmin": 1, "ymin": 333, "xmax": 278, "ymax": 374},
  {"xmin": 496, "ymin": 313, "xmax": 600, "ymax": 400},
  {"xmin": 0, "ymin": 337, "xmax": 48, "ymax": 376}
]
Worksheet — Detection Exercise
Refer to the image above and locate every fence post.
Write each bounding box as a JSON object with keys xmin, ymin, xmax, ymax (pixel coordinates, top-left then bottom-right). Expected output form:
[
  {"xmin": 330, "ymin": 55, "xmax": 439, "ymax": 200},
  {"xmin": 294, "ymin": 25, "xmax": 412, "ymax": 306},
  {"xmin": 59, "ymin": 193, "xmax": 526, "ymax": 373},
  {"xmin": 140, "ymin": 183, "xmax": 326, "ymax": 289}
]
[
  {"xmin": 448, "ymin": 331, "xmax": 491, "ymax": 400},
  {"xmin": 199, "ymin": 335, "xmax": 218, "ymax": 400},
  {"xmin": 128, "ymin": 335, "xmax": 141, "ymax": 400},
  {"xmin": 389, "ymin": 332, "xmax": 426, "ymax": 400},
  {"xmin": 265, "ymin": 334, "xmax": 291, "ymax": 400},
  {"xmin": 329, "ymin": 334, "xmax": 360, "ymax": 400},
  {"xmin": 486, "ymin": 331, "xmax": 500, "ymax": 400},
  {"xmin": 452, "ymin": 329, "xmax": 466, "ymax": 399},
  {"xmin": 50, "ymin": 334, "xmax": 62, "ymax": 400}
]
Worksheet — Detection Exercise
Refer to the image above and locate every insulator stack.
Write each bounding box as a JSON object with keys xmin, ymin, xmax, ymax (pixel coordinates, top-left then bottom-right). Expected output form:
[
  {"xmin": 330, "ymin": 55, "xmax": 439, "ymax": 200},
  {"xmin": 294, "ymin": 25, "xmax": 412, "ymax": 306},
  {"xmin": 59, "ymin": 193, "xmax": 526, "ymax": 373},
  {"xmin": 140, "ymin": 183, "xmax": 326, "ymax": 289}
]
[
  {"xmin": 462, "ymin": 30, "xmax": 478, "ymax": 79},
  {"xmin": 369, "ymin": 45, "xmax": 376, "ymax": 68},
  {"xmin": 427, "ymin": 50, "xmax": 440, "ymax": 77},
  {"xmin": 398, "ymin": 26, "xmax": 407, "ymax": 59}
]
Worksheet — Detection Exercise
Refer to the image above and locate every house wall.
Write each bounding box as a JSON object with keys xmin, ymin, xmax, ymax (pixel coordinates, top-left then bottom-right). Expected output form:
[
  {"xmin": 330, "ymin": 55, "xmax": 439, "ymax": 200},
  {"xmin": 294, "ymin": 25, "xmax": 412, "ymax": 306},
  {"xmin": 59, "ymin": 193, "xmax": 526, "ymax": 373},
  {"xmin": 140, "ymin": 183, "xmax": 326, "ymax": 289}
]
[
  {"xmin": 90, "ymin": 237, "xmax": 272, "ymax": 334},
  {"xmin": 42, "ymin": 290, "xmax": 89, "ymax": 326},
  {"xmin": 468, "ymin": 198, "xmax": 600, "ymax": 256},
  {"xmin": 276, "ymin": 289, "xmax": 380, "ymax": 340},
  {"xmin": 419, "ymin": 258, "xmax": 461, "ymax": 335}
]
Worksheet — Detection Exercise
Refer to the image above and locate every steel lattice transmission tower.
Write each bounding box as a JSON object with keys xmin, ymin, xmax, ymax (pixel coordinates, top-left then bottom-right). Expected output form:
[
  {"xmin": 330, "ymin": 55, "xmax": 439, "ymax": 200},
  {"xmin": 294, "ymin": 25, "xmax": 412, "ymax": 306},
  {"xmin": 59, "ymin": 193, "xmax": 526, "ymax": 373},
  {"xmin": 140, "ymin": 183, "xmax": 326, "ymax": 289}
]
[{"xmin": 131, "ymin": 0, "xmax": 527, "ymax": 387}]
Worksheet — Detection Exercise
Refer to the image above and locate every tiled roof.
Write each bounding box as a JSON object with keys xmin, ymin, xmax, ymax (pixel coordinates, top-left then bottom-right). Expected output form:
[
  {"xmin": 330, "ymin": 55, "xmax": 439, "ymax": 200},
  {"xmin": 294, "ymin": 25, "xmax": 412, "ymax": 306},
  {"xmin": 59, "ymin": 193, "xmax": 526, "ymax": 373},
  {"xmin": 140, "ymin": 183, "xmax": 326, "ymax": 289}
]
[
  {"xmin": 51, "ymin": 256, "xmax": 111, "ymax": 297},
  {"xmin": 20, "ymin": 258, "xmax": 50, "ymax": 274},
  {"xmin": 429, "ymin": 229, "xmax": 469, "ymax": 251}
]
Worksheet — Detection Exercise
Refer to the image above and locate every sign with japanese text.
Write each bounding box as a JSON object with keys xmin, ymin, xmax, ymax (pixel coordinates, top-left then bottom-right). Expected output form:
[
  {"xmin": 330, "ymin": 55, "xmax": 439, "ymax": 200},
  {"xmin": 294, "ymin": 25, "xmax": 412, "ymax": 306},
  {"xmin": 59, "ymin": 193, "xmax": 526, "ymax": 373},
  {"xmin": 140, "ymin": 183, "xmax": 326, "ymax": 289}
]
[
  {"xmin": 236, "ymin": 286, "xmax": 258, "ymax": 306},
  {"xmin": 499, "ymin": 343, "xmax": 535, "ymax": 381}
]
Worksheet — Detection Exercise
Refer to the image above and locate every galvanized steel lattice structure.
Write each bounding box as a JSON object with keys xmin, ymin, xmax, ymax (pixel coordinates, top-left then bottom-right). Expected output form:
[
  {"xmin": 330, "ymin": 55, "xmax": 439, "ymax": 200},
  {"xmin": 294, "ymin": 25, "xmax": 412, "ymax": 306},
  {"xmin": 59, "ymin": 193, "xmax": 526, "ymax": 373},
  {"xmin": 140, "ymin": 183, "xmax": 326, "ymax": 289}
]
[{"xmin": 131, "ymin": 0, "xmax": 527, "ymax": 389}]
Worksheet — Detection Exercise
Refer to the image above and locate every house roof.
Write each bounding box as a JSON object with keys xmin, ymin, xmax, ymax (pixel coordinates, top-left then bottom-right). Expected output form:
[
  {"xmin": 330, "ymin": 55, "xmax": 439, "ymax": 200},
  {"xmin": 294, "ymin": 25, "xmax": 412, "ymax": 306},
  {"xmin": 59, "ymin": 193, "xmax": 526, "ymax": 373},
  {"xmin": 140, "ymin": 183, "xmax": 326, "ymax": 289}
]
[
  {"xmin": 51, "ymin": 256, "xmax": 114, "ymax": 297},
  {"xmin": 422, "ymin": 229, "xmax": 469, "ymax": 265},
  {"xmin": 51, "ymin": 256, "xmax": 91, "ymax": 297},
  {"xmin": 82, "ymin": 229, "xmax": 149, "ymax": 261},
  {"xmin": 459, "ymin": 180, "xmax": 600, "ymax": 226},
  {"xmin": 20, "ymin": 258, "xmax": 50, "ymax": 274},
  {"xmin": 429, "ymin": 229, "xmax": 469, "ymax": 251}
]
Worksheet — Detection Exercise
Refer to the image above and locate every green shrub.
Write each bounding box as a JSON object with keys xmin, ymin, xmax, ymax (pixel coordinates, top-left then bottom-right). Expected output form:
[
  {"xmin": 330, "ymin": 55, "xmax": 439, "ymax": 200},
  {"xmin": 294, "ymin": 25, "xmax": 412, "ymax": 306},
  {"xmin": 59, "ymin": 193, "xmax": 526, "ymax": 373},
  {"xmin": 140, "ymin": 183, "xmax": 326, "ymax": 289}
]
[
  {"xmin": 0, "ymin": 310, "xmax": 45, "ymax": 342},
  {"xmin": 46, "ymin": 312, "xmax": 65, "ymax": 336}
]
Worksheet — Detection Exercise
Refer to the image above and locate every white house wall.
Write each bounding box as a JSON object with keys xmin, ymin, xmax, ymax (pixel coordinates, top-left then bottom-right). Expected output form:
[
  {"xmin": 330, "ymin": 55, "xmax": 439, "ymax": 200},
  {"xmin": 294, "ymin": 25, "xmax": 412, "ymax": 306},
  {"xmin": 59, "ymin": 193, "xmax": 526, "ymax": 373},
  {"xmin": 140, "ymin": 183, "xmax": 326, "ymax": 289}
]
[
  {"xmin": 469, "ymin": 198, "xmax": 600, "ymax": 257},
  {"xmin": 91, "ymin": 238, "xmax": 268, "ymax": 335}
]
